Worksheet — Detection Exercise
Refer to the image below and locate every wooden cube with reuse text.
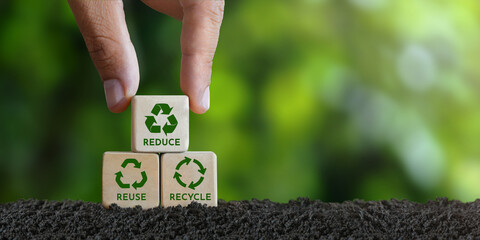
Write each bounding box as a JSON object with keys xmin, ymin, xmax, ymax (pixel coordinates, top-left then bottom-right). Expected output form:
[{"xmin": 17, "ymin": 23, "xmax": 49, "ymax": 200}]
[
  {"xmin": 131, "ymin": 95, "xmax": 189, "ymax": 153},
  {"xmin": 161, "ymin": 152, "xmax": 217, "ymax": 207},
  {"xmin": 102, "ymin": 152, "xmax": 159, "ymax": 209}
]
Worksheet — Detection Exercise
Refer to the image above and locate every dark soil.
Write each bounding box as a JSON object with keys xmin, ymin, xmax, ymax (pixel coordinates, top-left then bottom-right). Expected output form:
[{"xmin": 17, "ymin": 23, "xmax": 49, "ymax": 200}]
[{"xmin": 1, "ymin": 198, "xmax": 480, "ymax": 239}]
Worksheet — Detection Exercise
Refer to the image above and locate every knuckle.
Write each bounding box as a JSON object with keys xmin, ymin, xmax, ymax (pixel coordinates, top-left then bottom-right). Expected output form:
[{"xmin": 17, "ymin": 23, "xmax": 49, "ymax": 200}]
[
  {"xmin": 182, "ymin": 52, "xmax": 214, "ymax": 64},
  {"xmin": 206, "ymin": 8, "xmax": 224, "ymax": 26},
  {"xmin": 206, "ymin": 1, "xmax": 225, "ymax": 24},
  {"xmin": 84, "ymin": 35, "xmax": 122, "ymax": 71},
  {"xmin": 183, "ymin": 0, "xmax": 225, "ymax": 24}
]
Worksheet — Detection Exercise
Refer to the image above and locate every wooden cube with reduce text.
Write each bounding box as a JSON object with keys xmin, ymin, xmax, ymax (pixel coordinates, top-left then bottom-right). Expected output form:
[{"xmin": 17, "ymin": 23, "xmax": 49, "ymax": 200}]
[
  {"xmin": 102, "ymin": 152, "xmax": 159, "ymax": 209},
  {"xmin": 161, "ymin": 152, "xmax": 217, "ymax": 207},
  {"xmin": 132, "ymin": 95, "xmax": 189, "ymax": 153}
]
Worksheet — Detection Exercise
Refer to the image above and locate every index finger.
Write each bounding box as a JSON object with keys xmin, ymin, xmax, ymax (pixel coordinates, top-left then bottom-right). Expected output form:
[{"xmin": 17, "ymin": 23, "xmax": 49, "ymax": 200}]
[
  {"xmin": 179, "ymin": 0, "xmax": 225, "ymax": 114},
  {"xmin": 68, "ymin": 0, "xmax": 139, "ymax": 113}
]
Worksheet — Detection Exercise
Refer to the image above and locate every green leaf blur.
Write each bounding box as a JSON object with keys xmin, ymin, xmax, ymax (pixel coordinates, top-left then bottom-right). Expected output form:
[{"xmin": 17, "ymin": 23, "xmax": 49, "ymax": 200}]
[{"xmin": 1, "ymin": 0, "xmax": 479, "ymax": 203}]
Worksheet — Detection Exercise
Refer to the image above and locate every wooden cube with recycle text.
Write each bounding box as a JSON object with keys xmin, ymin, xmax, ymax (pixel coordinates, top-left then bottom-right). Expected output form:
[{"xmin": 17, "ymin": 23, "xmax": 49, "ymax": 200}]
[
  {"xmin": 102, "ymin": 152, "xmax": 159, "ymax": 209},
  {"xmin": 161, "ymin": 152, "xmax": 217, "ymax": 207},
  {"xmin": 131, "ymin": 95, "xmax": 189, "ymax": 153}
]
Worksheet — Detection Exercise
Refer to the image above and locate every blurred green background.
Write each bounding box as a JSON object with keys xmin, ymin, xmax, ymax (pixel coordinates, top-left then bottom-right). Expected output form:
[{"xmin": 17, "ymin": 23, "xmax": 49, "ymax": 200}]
[{"xmin": 1, "ymin": 0, "xmax": 480, "ymax": 203}]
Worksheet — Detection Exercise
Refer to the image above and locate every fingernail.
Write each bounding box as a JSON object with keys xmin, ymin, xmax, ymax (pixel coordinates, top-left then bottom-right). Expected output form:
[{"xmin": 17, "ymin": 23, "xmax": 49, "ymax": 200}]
[
  {"xmin": 201, "ymin": 86, "xmax": 210, "ymax": 110},
  {"xmin": 104, "ymin": 79, "xmax": 125, "ymax": 110}
]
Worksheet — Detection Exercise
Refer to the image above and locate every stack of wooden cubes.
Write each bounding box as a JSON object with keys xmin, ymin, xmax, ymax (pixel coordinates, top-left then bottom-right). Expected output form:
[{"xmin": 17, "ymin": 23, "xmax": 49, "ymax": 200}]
[{"xmin": 102, "ymin": 96, "xmax": 217, "ymax": 209}]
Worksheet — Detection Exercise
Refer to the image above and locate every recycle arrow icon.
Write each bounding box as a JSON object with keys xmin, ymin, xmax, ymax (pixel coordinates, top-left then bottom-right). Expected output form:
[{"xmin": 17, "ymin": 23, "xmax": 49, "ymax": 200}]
[
  {"xmin": 151, "ymin": 103, "xmax": 173, "ymax": 115},
  {"xmin": 174, "ymin": 172, "xmax": 186, "ymax": 187},
  {"xmin": 188, "ymin": 177, "xmax": 204, "ymax": 190},
  {"xmin": 162, "ymin": 115, "xmax": 178, "ymax": 136},
  {"xmin": 115, "ymin": 158, "xmax": 148, "ymax": 190},
  {"xmin": 145, "ymin": 116, "xmax": 161, "ymax": 133},
  {"xmin": 121, "ymin": 158, "xmax": 141, "ymax": 169},
  {"xmin": 132, "ymin": 171, "xmax": 148, "ymax": 190},
  {"xmin": 176, "ymin": 157, "xmax": 192, "ymax": 170},
  {"xmin": 115, "ymin": 171, "xmax": 130, "ymax": 189},
  {"xmin": 145, "ymin": 103, "xmax": 177, "ymax": 134},
  {"xmin": 193, "ymin": 159, "xmax": 207, "ymax": 175},
  {"xmin": 174, "ymin": 157, "xmax": 206, "ymax": 189}
]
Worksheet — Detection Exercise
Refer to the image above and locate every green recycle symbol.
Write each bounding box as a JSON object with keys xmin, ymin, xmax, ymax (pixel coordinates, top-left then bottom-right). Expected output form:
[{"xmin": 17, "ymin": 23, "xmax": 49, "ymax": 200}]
[
  {"xmin": 115, "ymin": 159, "xmax": 148, "ymax": 190},
  {"xmin": 173, "ymin": 157, "xmax": 206, "ymax": 190},
  {"xmin": 145, "ymin": 103, "xmax": 178, "ymax": 135}
]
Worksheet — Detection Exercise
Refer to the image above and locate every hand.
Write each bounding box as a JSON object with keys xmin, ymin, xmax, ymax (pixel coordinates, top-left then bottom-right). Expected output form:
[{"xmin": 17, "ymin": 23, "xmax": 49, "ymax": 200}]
[{"xmin": 68, "ymin": 0, "xmax": 224, "ymax": 114}]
